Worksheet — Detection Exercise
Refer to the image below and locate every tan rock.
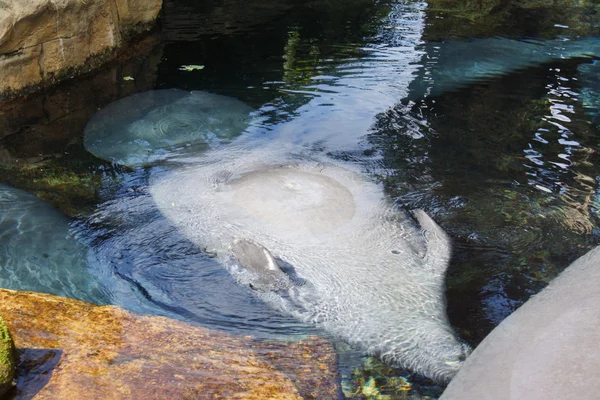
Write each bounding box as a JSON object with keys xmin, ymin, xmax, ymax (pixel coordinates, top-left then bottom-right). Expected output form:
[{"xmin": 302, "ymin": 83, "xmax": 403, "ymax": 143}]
[
  {"xmin": 0, "ymin": 0, "xmax": 162, "ymax": 98},
  {"xmin": 0, "ymin": 289, "xmax": 340, "ymax": 399}
]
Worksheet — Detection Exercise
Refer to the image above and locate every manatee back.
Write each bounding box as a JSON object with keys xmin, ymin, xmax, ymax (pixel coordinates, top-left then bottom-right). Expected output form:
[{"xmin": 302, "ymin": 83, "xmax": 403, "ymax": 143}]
[
  {"xmin": 441, "ymin": 245, "xmax": 600, "ymax": 400},
  {"xmin": 229, "ymin": 168, "xmax": 356, "ymax": 235}
]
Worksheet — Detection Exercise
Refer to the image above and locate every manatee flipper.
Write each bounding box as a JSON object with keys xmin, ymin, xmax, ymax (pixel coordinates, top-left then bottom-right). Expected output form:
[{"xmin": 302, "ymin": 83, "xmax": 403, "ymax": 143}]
[
  {"xmin": 414, "ymin": 210, "xmax": 452, "ymax": 276},
  {"xmin": 230, "ymin": 239, "xmax": 293, "ymax": 292}
]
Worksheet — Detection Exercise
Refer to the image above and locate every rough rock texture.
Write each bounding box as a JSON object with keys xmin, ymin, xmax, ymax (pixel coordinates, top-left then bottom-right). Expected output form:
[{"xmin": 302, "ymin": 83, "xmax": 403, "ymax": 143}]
[
  {"xmin": 0, "ymin": 315, "xmax": 15, "ymax": 397},
  {"xmin": 0, "ymin": 0, "xmax": 162, "ymax": 98},
  {"xmin": 0, "ymin": 289, "xmax": 340, "ymax": 399}
]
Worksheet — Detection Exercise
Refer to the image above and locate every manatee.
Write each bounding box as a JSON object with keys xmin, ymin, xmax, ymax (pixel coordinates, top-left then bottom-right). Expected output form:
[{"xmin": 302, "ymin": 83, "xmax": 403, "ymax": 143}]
[
  {"xmin": 441, "ymin": 245, "xmax": 600, "ymax": 400},
  {"xmin": 578, "ymin": 60, "xmax": 600, "ymax": 124},
  {"xmin": 83, "ymin": 89, "xmax": 255, "ymax": 167},
  {"xmin": 230, "ymin": 239, "xmax": 293, "ymax": 292},
  {"xmin": 0, "ymin": 184, "xmax": 109, "ymax": 304},
  {"xmin": 409, "ymin": 36, "xmax": 600, "ymax": 100},
  {"xmin": 150, "ymin": 156, "xmax": 471, "ymax": 383}
]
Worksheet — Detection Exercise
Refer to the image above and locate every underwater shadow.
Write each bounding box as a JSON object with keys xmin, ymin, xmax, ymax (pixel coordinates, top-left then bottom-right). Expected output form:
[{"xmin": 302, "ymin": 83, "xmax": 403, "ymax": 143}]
[{"xmin": 8, "ymin": 348, "xmax": 62, "ymax": 400}]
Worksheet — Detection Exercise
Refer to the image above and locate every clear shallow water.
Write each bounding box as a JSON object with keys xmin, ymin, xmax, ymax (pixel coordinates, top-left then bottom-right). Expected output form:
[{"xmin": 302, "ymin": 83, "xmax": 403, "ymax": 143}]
[
  {"xmin": 1, "ymin": 0, "xmax": 600, "ymax": 396},
  {"xmin": 0, "ymin": 184, "xmax": 109, "ymax": 303}
]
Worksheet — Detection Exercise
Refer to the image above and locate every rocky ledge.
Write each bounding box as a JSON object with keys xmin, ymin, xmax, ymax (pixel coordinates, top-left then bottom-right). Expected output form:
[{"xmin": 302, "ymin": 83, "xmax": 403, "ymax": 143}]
[
  {"xmin": 0, "ymin": 289, "xmax": 340, "ymax": 399},
  {"xmin": 0, "ymin": 0, "xmax": 162, "ymax": 99}
]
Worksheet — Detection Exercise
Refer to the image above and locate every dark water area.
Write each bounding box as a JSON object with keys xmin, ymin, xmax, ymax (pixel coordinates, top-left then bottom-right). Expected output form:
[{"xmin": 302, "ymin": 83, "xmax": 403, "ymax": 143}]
[{"xmin": 1, "ymin": 0, "xmax": 600, "ymax": 397}]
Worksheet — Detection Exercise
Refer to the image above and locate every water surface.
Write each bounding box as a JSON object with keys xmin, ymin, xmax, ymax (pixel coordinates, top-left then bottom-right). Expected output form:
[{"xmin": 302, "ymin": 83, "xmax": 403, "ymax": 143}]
[{"xmin": 1, "ymin": 0, "xmax": 600, "ymax": 397}]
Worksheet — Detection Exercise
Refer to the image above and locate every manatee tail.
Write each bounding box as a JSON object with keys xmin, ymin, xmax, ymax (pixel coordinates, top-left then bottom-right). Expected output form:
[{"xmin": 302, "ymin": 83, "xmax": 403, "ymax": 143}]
[
  {"xmin": 414, "ymin": 210, "xmax": 452, "ymax": 276},
  {"xmin": 230, "ymin": 239, "xmax": 292, "ymax": 292}
]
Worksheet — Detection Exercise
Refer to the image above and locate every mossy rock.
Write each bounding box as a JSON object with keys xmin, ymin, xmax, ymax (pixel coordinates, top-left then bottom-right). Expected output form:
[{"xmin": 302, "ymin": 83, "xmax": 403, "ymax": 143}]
[{"xmin": 0, "ymin": 315, "xmax": 15, "ymax": 397}]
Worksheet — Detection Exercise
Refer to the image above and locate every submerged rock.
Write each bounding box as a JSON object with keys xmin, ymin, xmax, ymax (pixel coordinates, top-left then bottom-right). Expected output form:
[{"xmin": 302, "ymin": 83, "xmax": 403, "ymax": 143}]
[
  {"xmin": 83, "ymin": 89, "xmax": 255, "ymax": 167},
  {"xmin": 0, "ymin": 315, "xmax": 15, "ymax": 397},
  {"xmin": 424, "ymin": 0, "xmax": 600, "ymax": 39},
  {"xmin": 0, "ymin": 288, "xmax": 339, "ymax": 399}
]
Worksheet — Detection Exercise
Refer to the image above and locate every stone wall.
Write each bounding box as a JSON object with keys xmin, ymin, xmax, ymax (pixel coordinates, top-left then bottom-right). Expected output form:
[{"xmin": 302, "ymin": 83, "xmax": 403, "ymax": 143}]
[{"xmin": 0, "ymin": 0, "xmax": 162, "ymax": 99}]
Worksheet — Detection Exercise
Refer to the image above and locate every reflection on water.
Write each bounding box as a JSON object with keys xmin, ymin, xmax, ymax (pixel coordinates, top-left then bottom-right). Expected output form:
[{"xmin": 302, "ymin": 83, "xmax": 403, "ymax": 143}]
[
  {"xmin": 371, "ymin": 41, "xmax": 600, "ymax": 342},
  {"xmin": 1, "ymin": 0, "xmax": 600, "ymax": 396}
]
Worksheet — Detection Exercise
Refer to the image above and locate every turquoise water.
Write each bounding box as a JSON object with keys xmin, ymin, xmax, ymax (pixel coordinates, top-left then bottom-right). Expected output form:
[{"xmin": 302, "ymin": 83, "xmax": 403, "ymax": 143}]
[{"xmin": 1, "ymin": 0, "xmax": 599, "ymax": 396}]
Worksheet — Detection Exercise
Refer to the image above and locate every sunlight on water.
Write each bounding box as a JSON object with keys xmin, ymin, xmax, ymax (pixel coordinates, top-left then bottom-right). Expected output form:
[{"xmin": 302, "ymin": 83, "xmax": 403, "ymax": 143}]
[
  {"xmin": 80, "ymin": 169, "xmax": 315, "ymax": 339},
  {"xmin": 255, "ymin": 1, "xmax": 427, "ymax": 151},
  {"xmin": 1, "ymin": 0, "xmax": 600, "ymax": 397}
]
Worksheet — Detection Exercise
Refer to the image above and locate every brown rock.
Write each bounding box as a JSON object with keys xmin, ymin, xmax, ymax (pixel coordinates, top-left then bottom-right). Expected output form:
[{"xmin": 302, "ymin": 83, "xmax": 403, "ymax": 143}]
[
  {"xmin": 0, "ymin": 289, "xmax": 340, "ymax": 399},
  {"xmin": 0, "ymin": 0, "xmax": 162, "ymax": 98}
]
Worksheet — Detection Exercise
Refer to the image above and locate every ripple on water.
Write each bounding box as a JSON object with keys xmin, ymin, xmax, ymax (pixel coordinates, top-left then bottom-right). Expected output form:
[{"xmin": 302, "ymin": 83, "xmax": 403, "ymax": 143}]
[
  {"xmin": 80, "ymin": 170, "xmax": 315, "ymax": 339},
  {"xmin": 83, "ymin": 89, "xmax": 256, "ymax": 168},
  {"xmin": 0, "ymin": 184, "xmax": 110, "ymax": 304}
]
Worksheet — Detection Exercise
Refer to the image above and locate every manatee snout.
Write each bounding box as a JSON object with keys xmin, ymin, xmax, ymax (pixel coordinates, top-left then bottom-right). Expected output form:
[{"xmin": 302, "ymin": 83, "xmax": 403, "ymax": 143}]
[{"xmin": 230, "ymin": 238, "xmax": 292, "ymax": 292}]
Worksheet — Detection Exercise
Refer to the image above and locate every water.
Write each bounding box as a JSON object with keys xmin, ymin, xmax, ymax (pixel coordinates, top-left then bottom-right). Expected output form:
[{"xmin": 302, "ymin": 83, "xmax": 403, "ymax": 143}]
[{"xmin": 1, "ymin": 0, "xmax": 600, "ymax": 397}]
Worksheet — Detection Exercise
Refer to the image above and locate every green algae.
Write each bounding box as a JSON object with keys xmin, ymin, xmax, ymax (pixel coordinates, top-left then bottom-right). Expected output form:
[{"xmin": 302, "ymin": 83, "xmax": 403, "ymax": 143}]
[
  {"xmin": 343, "ymin": 356, "xmax": 441, "ymax": 399},
  {"xmin": 0, "ymin": 315, "xmax": 15, "ymax": 397}
]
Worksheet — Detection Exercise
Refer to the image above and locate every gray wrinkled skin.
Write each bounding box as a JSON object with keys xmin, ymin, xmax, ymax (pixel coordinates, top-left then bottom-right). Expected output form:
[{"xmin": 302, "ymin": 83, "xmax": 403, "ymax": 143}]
[
  {"xmin": 150, "ymin": 150, "xmax": 470, "ymax": 383},
  {"xmin": 441, "ymin": 245, "xmax": 600, "ymax": 399}
]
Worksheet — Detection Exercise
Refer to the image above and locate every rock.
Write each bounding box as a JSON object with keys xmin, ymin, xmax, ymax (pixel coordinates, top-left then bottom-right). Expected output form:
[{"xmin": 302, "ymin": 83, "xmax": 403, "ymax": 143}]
[
  {"xmin": 440, "ymin": 245, "xmax": 600, "ymax": 400},
  {"xmin": 0, "ymin": 315, "xmax": 15, "ymax": 397},
  {"xmin": 0, "ymin": 289, "xmax": 340, "ymax": 399},
  {"xmin": 0, "ymin": 0, "xmax": 162, "ymax": 99}
]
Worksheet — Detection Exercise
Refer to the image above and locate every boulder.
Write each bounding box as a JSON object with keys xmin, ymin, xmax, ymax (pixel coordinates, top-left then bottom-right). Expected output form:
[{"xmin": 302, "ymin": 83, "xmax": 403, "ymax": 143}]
[
  {"xmin": 441, "ymin": 245, "xmax": 600, "ymax": 400},
  {"xmin": 0, "ymin": 0, "xmax": 162, "ymax": 98},
  {"xmin": 0, "ymin": 315, "xmax": 15, "ymax": 397},
  {"xmin": 0, "ymin": 289, "xmax": 340, "ymax": 399}
]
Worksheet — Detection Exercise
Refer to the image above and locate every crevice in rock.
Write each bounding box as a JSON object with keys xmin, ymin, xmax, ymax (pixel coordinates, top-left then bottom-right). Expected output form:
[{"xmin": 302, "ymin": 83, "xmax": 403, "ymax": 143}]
[
  {"xmin": 37, "ymin": 44, "xmax": 44, "ymax": 79},
  {"xmin": 0, "ymin": 36, "xmax": 75, "ymax": 57},
  {"xmin": 113, "ymin": 0, "xmax": 123, "ymax": 34}
]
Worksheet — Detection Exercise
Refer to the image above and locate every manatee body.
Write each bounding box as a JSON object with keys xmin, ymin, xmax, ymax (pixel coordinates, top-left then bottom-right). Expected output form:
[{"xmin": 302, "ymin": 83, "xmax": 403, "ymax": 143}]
[
  {"xmin": 83, "ymin": 89, "xmax": 254, "ymax": 167},
  {"xmin": 0, "ymin": 184, "xmax": 109, "ymax": 304},
  {"xmin": 409, "ymin": 36, "xmax": 600, "ymax": 100},
  {"xmin": 441, "ymin": 245, "xmax": 600, "ymax": 399},
  {"xmin": 150, "ymin": 157, "xmax": 470, "ymax": 383}
]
